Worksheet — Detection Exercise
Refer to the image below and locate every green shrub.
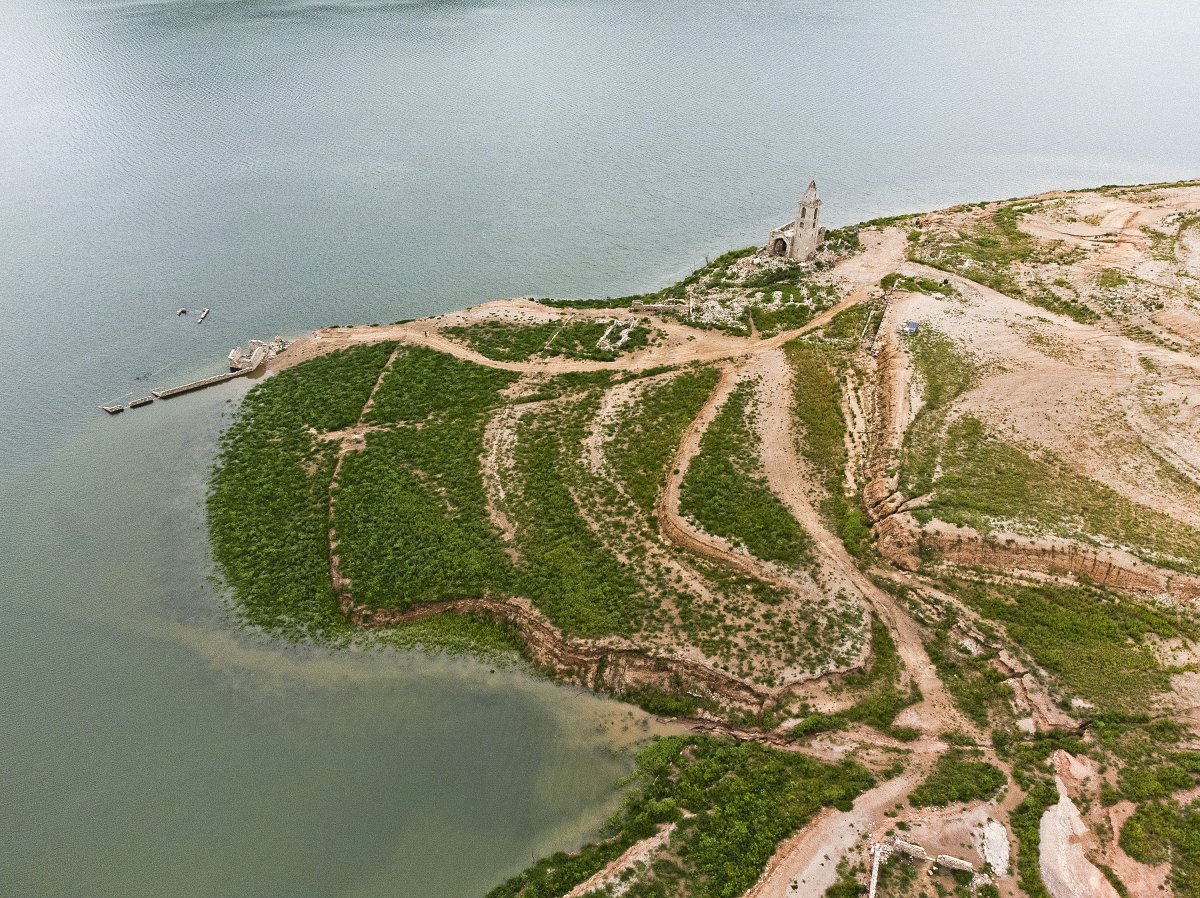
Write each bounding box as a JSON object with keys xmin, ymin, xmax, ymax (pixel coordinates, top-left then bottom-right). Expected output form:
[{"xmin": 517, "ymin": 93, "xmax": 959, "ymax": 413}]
[
  {"xmin": 785, "ymin": 338, "xmax": 870, "ymax": 556},
  {"xmin": 909, "ymin": 749, "xmax": 1006, "ymax": 807},
  {"xmin": 1121, "ymin": 800, "xmax": 1200, "ymax": 897},
  {"xmin": 680, "ymin": 381, "xmax": 813, "ymax": 568},
  {"xmin": 952, "ymin": 578, "xmax": 1191, "ymax": 710},
  {"xmin": 486, "ymin": 735, "xmax": 874, "ymax": 898},
  {"xmin": 880, "ymin": 272, "xmax": 953, "ymax": 295},
  {"xmin": 910, "ymin": 415, "xmax": 1200, "ymax": 575},
  {"xmin": 924, "ymin": 622, "xmax": 1013, "ymax": 728},
  {"xmin": 208, "ymin": 343, "xmax": 397, "ymax": 639},
  {"xmin": 509, "ymin": 391, "xmax": 647, "ymax": 637},
  {"xmin": 442, "ymin": 318, "xmax": 653, "ymax": 362}
]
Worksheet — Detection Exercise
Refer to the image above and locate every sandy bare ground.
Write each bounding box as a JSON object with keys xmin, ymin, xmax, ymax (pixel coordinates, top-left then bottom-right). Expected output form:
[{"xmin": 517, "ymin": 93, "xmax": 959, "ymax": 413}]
[
  {"xmin": 1039, "ymin": 773, "xmax": 1122, "ymax": 898},
  {"xmin": 897, "ymin": 259, "xmax": 1200, "ymax": 530}
]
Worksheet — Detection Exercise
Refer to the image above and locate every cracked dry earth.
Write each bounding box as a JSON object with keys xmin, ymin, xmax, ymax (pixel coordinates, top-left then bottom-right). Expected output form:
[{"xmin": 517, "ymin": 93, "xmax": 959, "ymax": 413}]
[{"xmin": 267, "ymin": 182, "xmax": 1200, "ymax": 898}]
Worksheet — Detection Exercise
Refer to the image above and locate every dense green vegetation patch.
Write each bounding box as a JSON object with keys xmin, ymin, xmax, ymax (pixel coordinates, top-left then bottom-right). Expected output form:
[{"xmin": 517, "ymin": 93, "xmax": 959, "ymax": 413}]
[
  {"xmin": 748, "ymin": 282, "xmax": 840, "ymax": 336},
  {"xmin": 1091, "ymin": 713, "xmax": 1200, "ymax": 805},
  {"xmin": 1121, "ymin": 799, "xmax": 1200, "ymax": 898},
  {"xmin": 606, "ymin": 366, "xmax": 722, "ymax": 517},
  {"xmin": 924, "ymin": 621, "xmax": 1013, "ymax": 729},
  {"xmin": 379, "ymin": 611, "xmax": 529, "ymax": 661},
  {"xmin": 335, "ymin": 346, "xmax": 520, "ymax": 609},
  {"xmin": 950, "ymin": 577, "xmax": 1193, "ymax": 710},
  {"xmin": 1009, "ymin": 780, "xmax": 1059, "ymax": 898},
  {"xmin": 208, "ymin": 343, "xmax": 397, "ymax": 639},
  {"xmin": 909, "ymin": 749, "xmax": 1006, "ymax": 807},
  {"xmin": 442, "ymin": 318, "xmax": 653, "ymax": 363},
  {"xmin": 679, "ymin": 380, "xmax": 813, "ymax": 568},
  {"xmin": 509, "ymin": 391, "xmax": 647, "ymax": 637},
  {"xmin": 486, "ymin": 734, "xmax": 874, "ymax": 898},
  {"xmin": 366, "ymin": 344, "xmax": 520, "ymax": 423}
]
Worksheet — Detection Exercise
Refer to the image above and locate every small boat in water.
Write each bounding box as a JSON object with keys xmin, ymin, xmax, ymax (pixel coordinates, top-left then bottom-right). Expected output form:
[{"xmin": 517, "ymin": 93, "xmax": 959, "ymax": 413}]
[
  {"xmin": 177, "ymin": 308, "xmax": 187, "ymax": 316},
  {"xmin": 198, "ymin": 308, "xmax": 210, "ymax": 323}
]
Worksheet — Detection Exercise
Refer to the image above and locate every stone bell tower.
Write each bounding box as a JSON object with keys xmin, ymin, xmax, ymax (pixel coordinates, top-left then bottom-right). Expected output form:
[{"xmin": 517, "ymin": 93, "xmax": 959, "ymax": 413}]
[{"xmin": 790, "ymin": 179, "xmax": 823, "ymax": 261}]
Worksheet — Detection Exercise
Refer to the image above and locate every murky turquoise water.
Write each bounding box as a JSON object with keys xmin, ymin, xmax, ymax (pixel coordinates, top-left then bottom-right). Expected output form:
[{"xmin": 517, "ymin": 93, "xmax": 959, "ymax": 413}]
[{"xmin": 1, "ymin": 1, "xmax": 1197, "ymax": 895}]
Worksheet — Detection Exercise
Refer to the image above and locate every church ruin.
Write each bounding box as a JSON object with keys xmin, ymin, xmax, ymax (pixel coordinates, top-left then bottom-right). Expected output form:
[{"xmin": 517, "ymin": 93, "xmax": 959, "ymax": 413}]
[{"xmin": 767, "ymin": 179, "xmax": 824, "ymax": 260}]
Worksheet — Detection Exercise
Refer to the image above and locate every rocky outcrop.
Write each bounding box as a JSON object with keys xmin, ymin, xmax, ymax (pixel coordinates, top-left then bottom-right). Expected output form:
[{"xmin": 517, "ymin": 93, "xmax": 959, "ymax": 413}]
[
  {"xmin": 923, "ymin": 526, "xmax": 1200, "ymax": 602},
  {"xmin": 873, "ymin": 513, "xmax": 922, "ymax": 571}
]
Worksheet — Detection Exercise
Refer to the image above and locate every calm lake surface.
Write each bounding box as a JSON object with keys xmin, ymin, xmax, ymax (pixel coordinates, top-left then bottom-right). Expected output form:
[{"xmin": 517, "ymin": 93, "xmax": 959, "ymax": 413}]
[{"xmin": 1, "ymin": 0, "xmax": 1197, "ymax": 894}]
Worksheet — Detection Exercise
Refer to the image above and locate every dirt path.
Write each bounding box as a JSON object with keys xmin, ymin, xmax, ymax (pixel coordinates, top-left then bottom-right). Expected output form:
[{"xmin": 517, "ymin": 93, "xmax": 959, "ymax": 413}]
[
  {"xmin": 480, "ymin": 402, "xmax": 530, "ymax": 557},
  {"xmin": 745, "ymin": 753, "xmax": 939, "ymax": 898},
  {"xmin": 270, "ymin": 264, "xmax": 883, "ymax": 384},
  {"xmin": 654, "ymin": 363, "xmax": 788, "ymax": 586},
  {"xmin": 752, "ymin": 348, "xmax": 971, "ymax": 736}
]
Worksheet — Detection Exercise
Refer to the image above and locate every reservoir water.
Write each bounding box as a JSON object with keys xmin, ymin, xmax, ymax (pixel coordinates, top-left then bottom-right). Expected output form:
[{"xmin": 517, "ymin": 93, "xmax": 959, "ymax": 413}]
[{"xmin": 1, "ymin": 1, "xmax": 1198, "ymax": 895}]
